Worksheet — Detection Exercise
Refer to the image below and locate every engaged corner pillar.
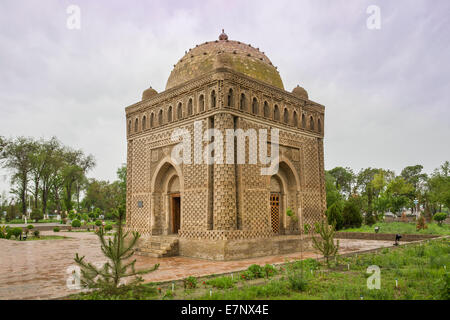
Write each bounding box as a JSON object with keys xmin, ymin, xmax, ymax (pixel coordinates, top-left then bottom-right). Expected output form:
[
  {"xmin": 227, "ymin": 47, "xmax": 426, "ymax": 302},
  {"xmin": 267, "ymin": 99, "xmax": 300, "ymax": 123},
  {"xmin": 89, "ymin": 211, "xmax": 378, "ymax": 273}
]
[{"xmin": 213, "ymin": 113, "xmax": 237, "ymax": 230}]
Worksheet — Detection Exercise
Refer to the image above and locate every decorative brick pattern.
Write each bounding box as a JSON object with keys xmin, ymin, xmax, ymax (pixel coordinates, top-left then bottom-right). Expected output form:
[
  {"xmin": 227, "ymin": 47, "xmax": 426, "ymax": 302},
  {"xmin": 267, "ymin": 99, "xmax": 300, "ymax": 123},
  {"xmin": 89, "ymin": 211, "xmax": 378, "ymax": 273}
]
[{"xmin": 125, "ymin": 36, "xmax": 326, "ymax": 259}]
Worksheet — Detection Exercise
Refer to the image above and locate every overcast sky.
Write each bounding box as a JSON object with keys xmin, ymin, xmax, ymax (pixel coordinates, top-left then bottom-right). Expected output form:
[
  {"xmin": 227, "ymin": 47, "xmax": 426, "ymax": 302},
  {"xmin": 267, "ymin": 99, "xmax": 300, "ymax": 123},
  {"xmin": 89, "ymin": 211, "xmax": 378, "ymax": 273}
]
[{"xmin": 1, "ymin": 0, "xmax": 449, "ymax": 195}]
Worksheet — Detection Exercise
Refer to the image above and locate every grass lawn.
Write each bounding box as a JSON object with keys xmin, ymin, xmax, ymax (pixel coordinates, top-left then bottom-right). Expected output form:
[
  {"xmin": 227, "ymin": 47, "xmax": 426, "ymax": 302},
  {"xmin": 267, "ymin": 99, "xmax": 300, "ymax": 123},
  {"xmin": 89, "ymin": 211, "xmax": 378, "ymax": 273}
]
[
  {"xmin": 342, "ymin": 222, "xmax": 450, "ymax": 235},
  {"xmin": 70, "ymin": 237, "xmax": 449, "ymax": 300}
]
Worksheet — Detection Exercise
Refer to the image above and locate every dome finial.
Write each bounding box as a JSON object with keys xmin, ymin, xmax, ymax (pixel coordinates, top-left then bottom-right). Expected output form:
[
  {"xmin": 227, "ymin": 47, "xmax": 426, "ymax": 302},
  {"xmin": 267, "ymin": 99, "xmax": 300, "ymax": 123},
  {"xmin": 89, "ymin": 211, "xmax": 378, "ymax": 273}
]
[{"xmin": 219, "ymin": 29, "xmax": 228, "ymax": 40}]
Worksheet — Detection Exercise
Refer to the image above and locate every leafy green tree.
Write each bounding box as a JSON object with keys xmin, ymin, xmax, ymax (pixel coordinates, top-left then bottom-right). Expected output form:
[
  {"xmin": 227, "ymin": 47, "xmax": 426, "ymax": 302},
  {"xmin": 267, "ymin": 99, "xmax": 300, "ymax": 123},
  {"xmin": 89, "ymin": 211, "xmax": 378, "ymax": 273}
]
[
  {"xmin": 425, "ymin": 161, "xmax": 450, "ymax": 213},
  {"xmin": 30, "ymin": 207, "xmax": 43, "ymax": 222},
  {"xmin": 61, "ymin": 148, "xmax": 95, "ymax": 211},
  {"xmin": 74, "ymin": 205, "xmax": 159, "ymax": 293},
  {"xmin": 328, "ymin": 167, "xmax": 355, "ymax": 196},
  {"xmin": 116, "ymin": 164, "xmax": 127, "ymax": 206},
  {"xmin": 342, "ymin": 199, "xmax": 362, "ymax": 228},
  {"xmin": 385, "ymin": 176, "xmax": 414, "ymax": 214},
  {"xmin": 326, "ymin": 202, "xmax": 344, "ymax": 230},
  {"xmin": 325, "ymin": 171, "xmax": 342, "ymax": 208},
  {"xmin": 433, "ymin": 212, "xmax": 448, "ymax": 225},
  {"xmin": 1, "ymin": 137, "xmax": 37, "ymax": 216}
]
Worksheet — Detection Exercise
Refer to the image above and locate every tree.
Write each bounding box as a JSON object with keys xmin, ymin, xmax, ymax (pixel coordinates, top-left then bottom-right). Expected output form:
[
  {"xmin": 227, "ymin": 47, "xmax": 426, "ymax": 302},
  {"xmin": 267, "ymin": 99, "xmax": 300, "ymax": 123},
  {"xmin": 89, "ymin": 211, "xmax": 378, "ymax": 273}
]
[
  {"xmin": 31, "ymin": 207, "xmax": 43, "ymax": 222},
  {"xmin": 385, "ymin": 176, "xmax": 414, "ymax": 214},
  {"xmin": 342, "ymin": 200, "xmax": 362, "ymax": 228},
  {"xmin": 325, "ymin": 171, "xmax": 342, "ymax": 208},
  {"xmin": 1, "ymin": 137, "xmax": 37, "ymax": 216},
  {"xmin": 116, "ymin": 164, "xmax": 127, "ymax": 206},
  {"xmin": 433, "ymin": 212, "xmax": 448, "ymax": 226},
  {"xmin": 326, "ymin": 202, "xmax": 344, "ymax": 230},
  {"xmin": 328, "ymin": 167, "xmax": 355, "ymax": 196},
  {"xmin": 61, "ymin": 148, "xmax": 95, "ymax": 211},
  {"xmin": 426, "ymin": 161, "xmax": 450, "ymax": 213},
  {"xmin": 39, "ymin": 138, "xmax": 64, "ymax": 216},
  {"xmin": 74, "ymin": 205, "xmax": 159, "ymax": 293},
  {"xmin": 311, "ymin": 218, "xmax": 339, "ymax": 266}
]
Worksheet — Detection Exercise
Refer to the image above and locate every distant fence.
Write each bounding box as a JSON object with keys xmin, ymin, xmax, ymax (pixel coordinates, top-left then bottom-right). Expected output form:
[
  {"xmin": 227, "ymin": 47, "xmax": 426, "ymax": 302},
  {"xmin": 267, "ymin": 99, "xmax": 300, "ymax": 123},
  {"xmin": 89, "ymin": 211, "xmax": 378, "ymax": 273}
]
[{"xmin": 335, "ymin": 232, "xmax": 439, "ymax": 242}]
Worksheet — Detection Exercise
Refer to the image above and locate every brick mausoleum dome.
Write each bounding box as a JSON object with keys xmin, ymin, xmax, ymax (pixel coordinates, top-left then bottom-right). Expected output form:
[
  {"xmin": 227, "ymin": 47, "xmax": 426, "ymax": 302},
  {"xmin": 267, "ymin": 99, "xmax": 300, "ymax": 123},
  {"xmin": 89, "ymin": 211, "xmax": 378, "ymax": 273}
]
[
  {"xmin": 165, "ymin": 31, "xmax": 284, "ymax": 90},
  {"xmin": 292, "ymin": 85, "xmax": 308, "ymax": 99},
  {"xmin": 142, "ymin": 86, "xmax": 158, "ymax": 101}
]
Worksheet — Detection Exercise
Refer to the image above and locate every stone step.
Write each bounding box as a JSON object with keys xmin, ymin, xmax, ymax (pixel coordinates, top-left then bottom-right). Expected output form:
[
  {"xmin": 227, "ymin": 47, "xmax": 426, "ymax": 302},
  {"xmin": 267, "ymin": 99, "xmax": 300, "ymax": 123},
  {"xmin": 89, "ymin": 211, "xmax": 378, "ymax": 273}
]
[{"xmin": 136, "ymin": 236, "xmax": 179, "ymax": 257}]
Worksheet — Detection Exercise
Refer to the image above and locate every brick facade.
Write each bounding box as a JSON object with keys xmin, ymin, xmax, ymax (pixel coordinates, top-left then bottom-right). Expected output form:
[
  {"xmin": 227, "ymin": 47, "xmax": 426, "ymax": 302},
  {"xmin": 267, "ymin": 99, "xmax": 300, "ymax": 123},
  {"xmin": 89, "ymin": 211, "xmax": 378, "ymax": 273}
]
[{"xmin": 124, "ymin": 34, "xmax": 326, "ymax": 260}]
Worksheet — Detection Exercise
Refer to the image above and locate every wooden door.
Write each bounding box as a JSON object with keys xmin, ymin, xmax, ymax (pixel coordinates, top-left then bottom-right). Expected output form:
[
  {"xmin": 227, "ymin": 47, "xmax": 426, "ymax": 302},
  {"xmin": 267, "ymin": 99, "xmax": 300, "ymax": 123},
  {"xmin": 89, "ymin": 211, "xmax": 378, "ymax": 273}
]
[
  {"xmin": 171, "ymin": 194, "xmax": 181, "ymax": 234},
  {"xmin": 270, "ymin": 193, "xmax": 280, "ymax": 234}
]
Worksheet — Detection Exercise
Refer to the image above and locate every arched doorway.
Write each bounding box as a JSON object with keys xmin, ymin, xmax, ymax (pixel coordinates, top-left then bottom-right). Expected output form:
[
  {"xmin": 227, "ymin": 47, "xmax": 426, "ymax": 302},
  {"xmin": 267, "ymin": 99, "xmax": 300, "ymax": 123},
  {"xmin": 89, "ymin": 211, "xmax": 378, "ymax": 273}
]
[
  {"xmin": 270, "ymin": 176, "xmax": 283, "ymax": 234},
  {"xmin": 167, "ymin": 175, "xmax": 181, "ymax": 234},
  {"xmin": 268, "ymin": 160, "xmax": 300, "ymax": 235},
  {"xmin": 151, "ymin": 160, "xmax": 183, "ymax": 235}
]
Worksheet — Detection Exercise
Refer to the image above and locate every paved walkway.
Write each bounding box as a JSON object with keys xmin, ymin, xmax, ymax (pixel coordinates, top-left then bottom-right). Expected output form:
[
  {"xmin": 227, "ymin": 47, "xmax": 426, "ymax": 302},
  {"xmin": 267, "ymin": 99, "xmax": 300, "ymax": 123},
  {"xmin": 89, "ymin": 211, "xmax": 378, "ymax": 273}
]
[{"xmin": 0, "ymin": 231, "xmax": 393, "ymax": 300}]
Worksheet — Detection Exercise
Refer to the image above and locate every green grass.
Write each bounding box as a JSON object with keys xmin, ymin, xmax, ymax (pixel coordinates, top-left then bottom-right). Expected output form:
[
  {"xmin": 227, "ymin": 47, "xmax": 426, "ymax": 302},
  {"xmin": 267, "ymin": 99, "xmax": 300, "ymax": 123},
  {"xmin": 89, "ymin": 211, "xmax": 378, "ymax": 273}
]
[
  {"xmin": 198, "ymin": 239, "xmax": 449, "ymax": 300},
  {"xmin": 69, "ymin": 238, "xmax": 449, "ymax": 300},
  {"xmin": 343, "ymin": 222, "xmax": 450, "ymax": 235}
]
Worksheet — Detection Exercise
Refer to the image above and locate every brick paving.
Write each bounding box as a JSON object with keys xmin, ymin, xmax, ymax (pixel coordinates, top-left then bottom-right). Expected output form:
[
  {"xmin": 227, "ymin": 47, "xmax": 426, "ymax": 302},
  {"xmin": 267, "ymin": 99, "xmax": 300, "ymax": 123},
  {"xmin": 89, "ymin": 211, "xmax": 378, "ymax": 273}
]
[{"xmin": 0, "ymin": 231, "xmax": 393, "ymax": 300}]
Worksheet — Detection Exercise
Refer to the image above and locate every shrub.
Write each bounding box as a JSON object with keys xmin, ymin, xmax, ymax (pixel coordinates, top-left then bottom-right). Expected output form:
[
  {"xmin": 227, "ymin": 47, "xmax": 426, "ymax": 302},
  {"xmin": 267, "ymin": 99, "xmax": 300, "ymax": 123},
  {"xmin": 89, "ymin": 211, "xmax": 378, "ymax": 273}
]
[
  {"xmin": 263, "ymin": 264, "xmax": 277, "ymax": 278},
  {"xmin": 247, "ymin": 264, "xmax": 264, "ymax": 278},
  {"xmin": 105, "ymin": 224, "xmax": 113, "ymax": 232},
  {"xmin": 0, "ymin": 226, "xmax": 7, "ymax": 238},
  {"xmin": 311, "ymin": 219, "xmax": 339, "ymax": 266},
  {"xmin": 33, "ymin": 230, "xmax": 40, "ymax": 238},
  {"xmin": 53, "ymin": 227, "xmax": 60, "ymax": 232},
  {"xmin": 8, "ymin": 227, "xmax": 23, "ymax": 240},
  {"xmin": 342, "ymin": 201, "xmax": 362, "ymax": 228},
  {"xmin": 183, "ymin": 276, "xmax": 197, "ymax": 289},
  {"xmin": 71, "ymin": 219, "xmax": 81, "ymax": 228},
  {"xmin": 416, "ymin": 215, "xmax": 427, "ymax": 231},
  {"xmin": 105, "ymin": 212, "xmax": 114, "ymax": 220},
  {"xmin": 326, "ymin": 202, "xmax": 344, "ymax": 230},
  {"xmin": 433, "ymin": 212, "xmax": 448, "ymax": 225},
  {"xmin": 286, "ymin": 208, "xmax": 298, "ymax": 223},
  {"xmin": 27, "ymin": 224, "xmax": 34, "ymax": 230},
  {"xmin": 206, "ymin": 276, "xmax": 236, "ymax": 289},
  {"xmin": 287, "ymin": 270, "xmax": 308, "ymax": 292},
  {"xmin": 304, "ymin": 224, "xmax": 311, "ymax": 234},
  {"xmin": 95, "ymin": 220, "xmax": 102, "ymax": 227}
]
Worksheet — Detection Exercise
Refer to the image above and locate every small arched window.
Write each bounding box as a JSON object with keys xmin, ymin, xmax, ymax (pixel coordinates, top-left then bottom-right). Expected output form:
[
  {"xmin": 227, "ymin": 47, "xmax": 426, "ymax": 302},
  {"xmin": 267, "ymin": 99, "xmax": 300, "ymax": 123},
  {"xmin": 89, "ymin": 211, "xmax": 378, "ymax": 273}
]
[
  {"xmin": 293, "ymin": 111, "xmax": 298, "ymax": 127},
  {"xmin": 252, "ymin": 98, "xmax": 258, "ymax": 115},
  {"xmin": 240, "ymin": 93, "xmax": 246, "ymax": 111},
  {"xmin": 168, "ymin": 106, "xmax": 173, "ymax": 122},
  {"xmin": 150, "ymin": 113, "xmax": 154, "ymax": 128},
  {"xmin": 309, "ymin": 116, "xmax": 314, "ymax": 130},
  {"xmin": 128, "ymin": 120, "xmax": 131, "ymax": 134},
  {"xmin": 142, "ymin": 116, "xmax": 147, "ymax": 130},
  {"xmin": 158, "ymin": 109, "xmax": 163, "ymax": 125},
  {"xmin": 177, "ymin": 103, "xmax": 183, "ymax": 119},
  {"xmin": 227, "ymin": 88, "xmax": 234, "ymax": 107},
  {"xmin": 274, "ymin": 105, "xmax": 280, "ymax": 121},
  {"xmin": 283, "ymin": 109, "xmax": 289, "ymax": 124},
  {"xmin": 264, "ymin": 101, "xmax": 270, "ymax": 117},
  {"xmin": 199, "ymin": 94, "xmax": 204, "ymax": 112},
  {"xmin": 188, "ymin": 98, "xmax": 193, "ymax": 116},
  {"xmin": 134, "ymin": 118, "xmax": 139, "ymax": 132},
  {"xmin": 318, "ymin": 118, "xmax": 322, "ymax": 133},
  {"xmin": 302, "ymin": 114, "xmax": 306, "ymax": 128},
  {"xmin": 210, "ymin": 90, "xmax": 216, "ymax": 108}
]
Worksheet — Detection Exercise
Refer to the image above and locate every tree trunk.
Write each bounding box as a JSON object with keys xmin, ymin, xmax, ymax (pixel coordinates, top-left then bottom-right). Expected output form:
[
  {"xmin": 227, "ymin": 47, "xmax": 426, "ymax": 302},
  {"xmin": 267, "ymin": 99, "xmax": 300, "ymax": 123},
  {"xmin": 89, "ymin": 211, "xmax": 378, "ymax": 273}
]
[{"xmin": 21, "ymin": 176, "xmax": 27, "ymax": 216}]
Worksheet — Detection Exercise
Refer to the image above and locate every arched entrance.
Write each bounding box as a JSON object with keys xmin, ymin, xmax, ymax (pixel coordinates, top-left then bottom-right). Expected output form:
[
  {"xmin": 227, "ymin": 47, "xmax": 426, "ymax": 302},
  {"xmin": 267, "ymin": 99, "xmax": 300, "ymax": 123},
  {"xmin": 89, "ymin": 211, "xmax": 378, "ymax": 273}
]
[
  {"xmin": 167, "ymin": 175, "xmax": 181, "ymax": 234},
  {"xmin": 268, "ymin": 160, "xmax": 300, "ymax": 235},
  {"xmin": 151, "ymin": 159, "xmax": 183, "ymax": 235}
]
